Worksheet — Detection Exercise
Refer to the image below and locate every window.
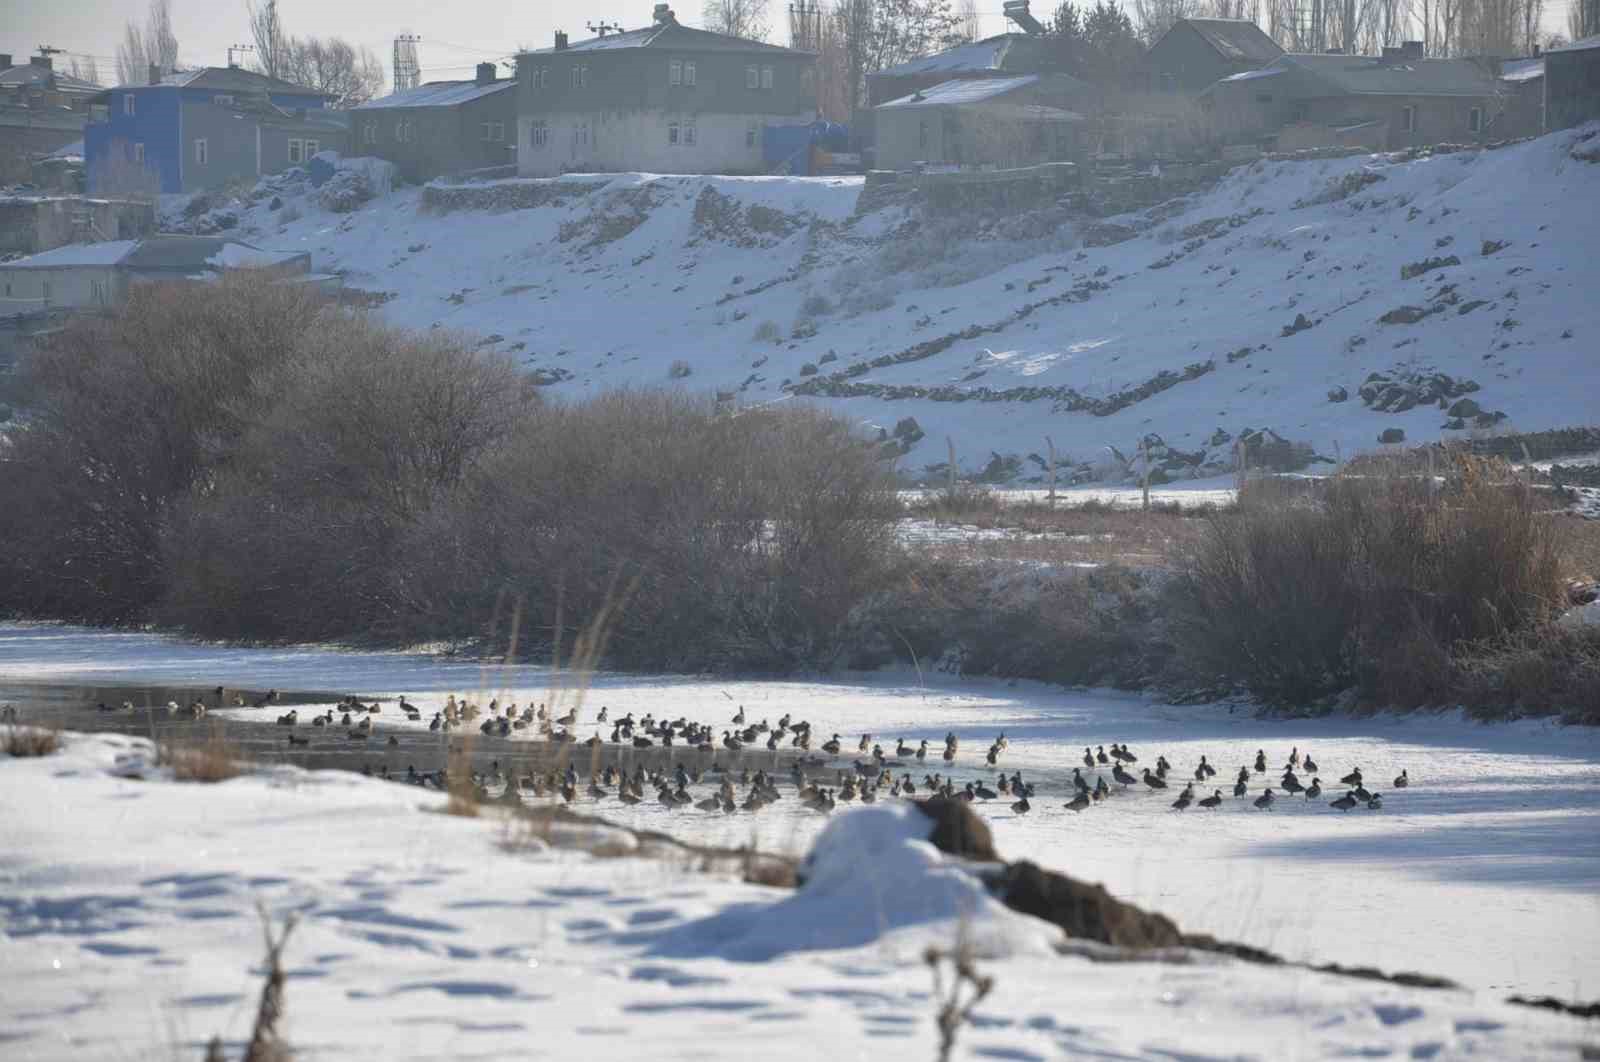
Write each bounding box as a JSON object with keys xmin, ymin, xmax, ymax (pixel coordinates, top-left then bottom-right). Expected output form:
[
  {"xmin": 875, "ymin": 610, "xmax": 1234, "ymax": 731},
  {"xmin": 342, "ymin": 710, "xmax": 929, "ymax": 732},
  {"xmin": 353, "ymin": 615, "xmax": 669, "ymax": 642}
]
[
  {"xmin": 530, "ymin": 119, "xmax": 548, "ymax": 148},
  {"xmin": 132, "ymin": 142, "xmax": 144, "ymax": 163},
  {"xmin": 539, "ymin": 67, "xmax": 549, "ymax": 88},
  {"xmin": 761, "ymin": 65, "xmax": 774, "ymax": 89},
  {"xmin": 668, "ymin": 121, "xmax": 680, "ymax": 145},
  {"xmin": 1401, "ymin": 105, "xmax": 1416, "ymax": 133},
  {"xmin": 800, "ymin": 67, "xmax": 814, "ymax": 93},
  {"xmin": 1469, "ymin": 106, "xmax": 1483, "ymax": 133},
  {"xmin": 670, "ymin": 58, "xmax": 682, "ymax": 85},
  {"xmin": 684, "ymin": 121, "xmax": 696, "ymax": 146},
  {"xmin": 304, "ymin": 139, "xmax": 319, "ymax": 157},
  {"xmin": 194, "ymin": 137, "xmax": 207, "ymax": 165},
  {"xmin": 572, "ymin": 65, "xmax": 582, "ymax": 89},
  {"xmin": 580, "ymin": 65, "xmax": 590, "ymax": 87},
  {"xmin": 124, "ymin": 93, "xmax": 135, "ymax": 115},
  {"xmin": 1255, "ymin": 93, "xmax": 1273, "ymax": 103},
  {"xmin": 746, "ymin": 121, "xmax": 758, "ymax": 148},
  {"xmin": 918, "ymin": 119, "xmax": 928, "ymax": 149},
  {"xmin": 363, "ymin": 122, "xmax": 376, "ymax": 144},
  {"xmin": 288, "ymin": 138, "xmax": 303, "ymax": 163},
  {"xmin": 747, "ymin": 64, "xmax": 759, "ymax": 89},
  {"xmin": 684, "ymin": 60, "xmax": 696, "ymax": 85},
  {"xmin": 212, "ymin": 94, "xmax": 234, "ymax": 105}
]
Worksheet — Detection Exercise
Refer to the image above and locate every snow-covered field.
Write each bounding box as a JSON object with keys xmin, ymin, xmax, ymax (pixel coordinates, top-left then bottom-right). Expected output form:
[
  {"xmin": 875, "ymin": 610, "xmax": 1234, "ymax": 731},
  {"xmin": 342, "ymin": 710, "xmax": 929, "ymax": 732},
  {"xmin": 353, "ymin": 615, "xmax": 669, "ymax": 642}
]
[
  {"xmin": 4, "ymin": 620, "xmax": 1598, "ymax": 1039},
  {"xmin": 7, "ymin": 727, "xmax": 1594, "ymax": 1061},
  {"xmin": 209, "ymin": 125, "xmax": 1600, "ymax": 479}
]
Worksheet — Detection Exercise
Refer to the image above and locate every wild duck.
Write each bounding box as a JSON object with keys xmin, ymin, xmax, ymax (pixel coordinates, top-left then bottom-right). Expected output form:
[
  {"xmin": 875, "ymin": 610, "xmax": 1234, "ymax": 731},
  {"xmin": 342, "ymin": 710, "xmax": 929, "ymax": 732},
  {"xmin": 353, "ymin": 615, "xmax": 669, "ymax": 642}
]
[
  {"xmin": 1093, "ymin": 776, "xmax": 1111, "ymax": 800},
  {"xmin": 1198, "ymin": 789, "xmax": 1223, "ymax": 809},
  {"xmin": 1393, "ymin": 769, "xmax": 1409, "ymax": 789},
  {"xmin": 1330, "ymin": 791, "xmax": 1358, "ymax": 811},
  {"xmin": 1352, "ymin": 783, "xmax": 1372, "ymax": 802},
  {"xmin": 1340, "ymin": 768, "xmax": 1363, "ymax": 786},
  {"xmin": 1064, "ymin": 791, "xmax": 1091, "ymax": 813},
  {"xmin": 1072, "ymin": 768, "xmax": 1090, "ymax": 794},
  {"xmin": 821, "ymin": 734, "xmax": 842, "ymax": 755},
  {"xmin": 1253, "ymin": 788, "xmax": 1275, "ymax": 810},
  {"xmin": 253, "ymin": 689, "xmax": 279, "ymax": 709},
  {"xmin": 1011, "ymin": 795, "xmax": 1030, "ymax": 815},
  {"xmin": 1096, "ymin": 745, "xmax": 1110, "ymax": 765},
  {"xmin": 1281, "ymin": 772, "xmax": 1304, "ymax": 795},
  {"xmin": 1302, "ymin": 753, "xmax": 1318, "ymax": 773},
  {"xmin": 1142, "ymin": 768, "xmax": 1168, "ymax": 790},
  {"xmin": 974, "ymin": 781, "xmax": 998, "ymax": 801},
  {"xmin": 1305, "ymin": 778, "xmax": 1322, "ymax": 800},
  {"xmin": 287, "ymin": 733, "xmax": 309, "ymax": 747},
  {"xmin": 1083, "ymin": 748, "xmax": 1095, "ymax": 769},
  {"xmin": 1366, "ymin": 792, "xmax": 1383, "ymax": 809},
  {"xmin": 276, "ymin": 709, "xmax": 298, "ymax": 726},
  {"xmin": 1253, "ymin": 749, "xmax": 1267, "ymax": 773},
  {"xmin": 916, "ymin": 740, "xmax": 928, "ymax": 761},
  {"xmin": 732, "ymin": 706, "xmax": 746, "ymax": 725},
  {"xmin": 1112, "ymin": 763, "xmax": 1137, "ymax": 787}
]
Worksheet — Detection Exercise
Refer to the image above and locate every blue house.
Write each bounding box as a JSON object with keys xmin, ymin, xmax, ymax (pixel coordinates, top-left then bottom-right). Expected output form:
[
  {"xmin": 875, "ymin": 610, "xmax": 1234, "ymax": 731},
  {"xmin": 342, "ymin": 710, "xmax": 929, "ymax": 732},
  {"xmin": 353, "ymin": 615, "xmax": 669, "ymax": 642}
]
[{"xmin": 85, "ymin": 66, "xmax": 338, "ymax": 195}]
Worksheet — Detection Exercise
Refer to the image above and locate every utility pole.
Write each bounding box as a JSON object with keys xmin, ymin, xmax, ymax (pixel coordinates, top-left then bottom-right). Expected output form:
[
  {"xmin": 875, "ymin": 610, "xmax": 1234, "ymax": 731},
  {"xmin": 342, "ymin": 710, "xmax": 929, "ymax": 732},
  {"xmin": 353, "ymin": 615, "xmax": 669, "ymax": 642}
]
[
  {"xmin": 586, "ymin": 20, "xmax": 623, "ymax": 37},
  {"xmin": 227, "ymin": 43, "xmax": 255, "ymax": 69},
  {"xmin": 393, "ymin": 34, "xmax": 422, "ymax": 92}
]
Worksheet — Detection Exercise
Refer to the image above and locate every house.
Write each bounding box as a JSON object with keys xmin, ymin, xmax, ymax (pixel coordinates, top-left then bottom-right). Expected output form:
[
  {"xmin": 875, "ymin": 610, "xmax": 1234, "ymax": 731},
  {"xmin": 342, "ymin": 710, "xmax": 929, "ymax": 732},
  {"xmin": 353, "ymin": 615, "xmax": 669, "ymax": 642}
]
[
  {"xmin": 873, "ymin": 75, "xmax": 1089, "ymax": 171},
  {"xmin": 1200, "ymin": 46, "xmax": 1505, "ymax": 152},
  {"xmin": 515, "ymin": 4, "xmax": 817, "ymax": 177},
  {"xmin": 0, "ymin": 54, "xmax": 102, "ymax": 165},
  {"xmin": 84, "ymin": 65, "xmax": 339, "ymax": 196},
  {"xmin": 0, "ymin": 234, "xmax": 311, "ymax": 313},
  {"xmin": 867, "ymin": 34, "xmax": 1064, "ymax": 109},
  {"xmin": 1545, "ymin": 35, "xmax": 1600, "ymax": 131},
  {"xmin": 0, "ymin": 193, "xmax": 155, "ymax": 256},
  {"xmin": 352, "ymin": 64, "xmax": 516, "ymax": 182},
  {"xmin": 1143, "ymin": 18, "xmax": 1283, "ymax": 96},
  {"xmin": 1497, "ymin": 53, "xmax": 1545, "ymax": 136}
]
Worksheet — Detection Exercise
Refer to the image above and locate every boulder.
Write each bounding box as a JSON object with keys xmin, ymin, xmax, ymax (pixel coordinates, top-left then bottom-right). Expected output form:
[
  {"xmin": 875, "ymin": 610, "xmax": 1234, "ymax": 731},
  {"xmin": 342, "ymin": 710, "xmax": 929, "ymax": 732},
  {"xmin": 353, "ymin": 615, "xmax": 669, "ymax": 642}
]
[
  {"xmin": 1379, "ymin": 428, "xmax": 1407, "ymax": 444},
  {"xmin": 994, "ymin": 861, "xmax": 1184, "ymax": 948},
  {"xmin": 913, "ymin": 797, "xmax": 998, "ymax": 862}
]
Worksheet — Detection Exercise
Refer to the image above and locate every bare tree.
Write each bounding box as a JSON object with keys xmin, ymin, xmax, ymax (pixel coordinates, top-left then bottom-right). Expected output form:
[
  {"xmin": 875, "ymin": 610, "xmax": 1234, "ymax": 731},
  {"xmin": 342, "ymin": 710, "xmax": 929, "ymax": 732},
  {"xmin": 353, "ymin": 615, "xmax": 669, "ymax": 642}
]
[
  {"xmin": 703, "ymin": 0, "xmax": 773, "ymax": 39},
  {"xmin": 116, "ymin": 0, "xmax": 180, "ymax": 83},
  {"xmin": 1131, "ymin": 0, "xmax": 1197, "ymax": 44},
  {"xmin": 956, "ymin": 0, "xmax": 985, "ymax": 41},
  {"xmin": 67, "ymin": 55, "xmax": 102, "ymax": 85},
  {"xmin": 247, "ymin": 0, "xmax": 288, "ymax": 79},
  {"xmin": 280, "ymin": 37, "xmax": 386, "ymax": 106}
]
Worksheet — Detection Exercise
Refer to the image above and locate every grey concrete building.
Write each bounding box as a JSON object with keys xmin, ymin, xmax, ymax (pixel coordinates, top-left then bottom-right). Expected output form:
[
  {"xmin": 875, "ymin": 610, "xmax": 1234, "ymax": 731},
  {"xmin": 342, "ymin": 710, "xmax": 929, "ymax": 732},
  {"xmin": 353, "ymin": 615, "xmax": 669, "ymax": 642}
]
[
  {"xmin": 514, "ymin": 4, "xmax": 817, "ymax": 177},
  {"xmin": 874, "ymin": 74, "xmax": 1089, "ymax": 171},
  {"xmin": 351, "ymin": 64, "xmax": 517, "ymax": 182},
  {"xmin": 1143, "ymin": 18, "xmax": 1284, "ymax": 95},
  {"xmin": 176, "ymin": 94, "xmax": 348, "ymax": 193},
  {"xmin": 0, "ymin": 54, "xmax": 102, "ymax": 169},
  {"xmin": 1545, "ymin": 35, "xmax": 1600, "ymax": 131},
  {"xmin": 1201, "ymin": 47, "xmax": 1506, "ymax": 151}
]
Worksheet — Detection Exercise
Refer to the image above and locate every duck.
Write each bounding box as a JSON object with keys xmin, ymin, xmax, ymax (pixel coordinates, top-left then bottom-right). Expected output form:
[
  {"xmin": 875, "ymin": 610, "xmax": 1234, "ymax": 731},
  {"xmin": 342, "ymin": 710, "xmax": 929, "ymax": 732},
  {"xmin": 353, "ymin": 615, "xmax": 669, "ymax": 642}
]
[
  {"xmin": 896, "ymin": 738, "xmax": 913, "ymax": 758},
  {"xmin": 1330, "ymin": 791, "xmax": 1358, "ymax": 811},
  {"xmin": 1142, "ymin": 768, "xmax": 1168, "ymax": 790},
  {"xmin": 1112, "ymin": 763, "xmax": 1137, "ymax": 787},
  {"xmin": 1366, "ymin": 792, "xmax": 1383, "ymax": 810},
  {"xmin": 1302, "ymin": 753, "xmax": 1318, "ymax": 773},
  {"xmin": 1010, "ymin": 795, "xmax": 1030, "ymax": 815},
  {"xmin": 1198, "ymin": 789, "xmax": 1223, "ymax": 809},
  {"xmin": 1253, "ymin": 788, "xmax": 1275, "ymax": 810},
  {"xmin": 286, "ymin": 733, "xmax": 309, "ymax": 747},
  {"xmin": 1072, "ymin": 768, "xmax": 1089, "ymax": 794},
  {"xmin": 1064, "ymin": 791, "xmax": 1091, "ymax": 813},
  {"xmin": 1340, "ymin": 767, "xmax": 1363, "ymax": 786},
  {"xmin": 1083, "ymin": 747, "xmax": 1095, "ymax": 769},
  {"xmin": 1233, "ymin": 776, "xmax": 1248, "ymax": 797},
  {"xmin": 1288, "ymin": 746, "xmax": 1300, "ymax": 769},
  {"xmin": 1171, "ymin": 787, "xmax": 1193, "ymax": 811},
  {"xmin": 253, "ymin": 689, "xmax": 280, "ymax": 709},
  {"xmin": 276, "ymin": 709, "xmax": 298, "ymax": 726},
  {"xmin": 1304, "ymin": 777, "xmax": 1322, "ymax": 800},
  {"xmin": 974, "ymin": 781, "xmax": 998, "ymax": 801},
  {"xmin": 1352, "ymin": 782, "xmax": 1372, "ymax": 802},
  {"xmin": 821, "ymin": 734, "xmax": 841, "ymax": 755},
  {"xmin": 916, "ymin": 739, "xmax": 928, "ymax": 762},
  {"xmin": 1393, "ymin": 769, "xmax": 1409, "ymax": 789},
  {"xmin": 1281, "ymin": 771, "xmax": 1304, "ymax": 795},
  {"xmin": 1093, "ymin": 776, "xmax": 1110, "ymax": 801},
  {"xmin": 1253, "ymin": 749, "xmax": 1267, "ymax": 773},
  {"xmin": 732, "ymin": 705, "xmax": 746, "ymax": 725},
  {"xmin": 1096, "ymin": 745, "xmax": 1110, "ymax": 765}
]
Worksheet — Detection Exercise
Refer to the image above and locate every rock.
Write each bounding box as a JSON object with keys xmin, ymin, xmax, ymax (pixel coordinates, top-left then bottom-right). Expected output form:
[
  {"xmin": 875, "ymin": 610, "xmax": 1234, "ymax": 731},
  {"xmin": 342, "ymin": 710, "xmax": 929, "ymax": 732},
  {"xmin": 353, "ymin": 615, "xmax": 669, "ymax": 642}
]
[
  {"xmin": 1481, "ymin": 239, "xmax": 1507, "ymax": 256},
  {"xmin": 1327, "ymin": 386, "xmax": 1349, "ymax": 403},
  {"xmin": 1447, "ymin": 397, "xmax": 1481, "ymax": 418},
  {"xmin": 799, "ymin": 362, "xmax": 819, "ymax": 377},
  {"xmin": 993, "ymin": 861, "xmax": 1184, "ymax": 949},
  {"xmin": 1281, "ymin": 313, "xmax": 1315, "ymax": 337},
  {"xmin": 913, "ymin": 797, "xmax": 998, "ymax": 862},
  {"xmin": 1379, "ymin": 428, "xmax": 1407, "ymax": 444},
  {"xmin": 1380, "ymin": 305, "xmax": 1434, "ymax": 325},
  {"xmin": 268, "ymin": 195, "xmax": 282, "ymax": 211},
  {"xmin": 892, "ymin": 416, "xmax": 924, "ymax": 443},
  {"xmin": 1399, "ymin": 254, "xmax": 1460, "ymax": 280},
  {"xmin": 1442, "ymin": 417, "xmax": 1466, "ymax": 430}
]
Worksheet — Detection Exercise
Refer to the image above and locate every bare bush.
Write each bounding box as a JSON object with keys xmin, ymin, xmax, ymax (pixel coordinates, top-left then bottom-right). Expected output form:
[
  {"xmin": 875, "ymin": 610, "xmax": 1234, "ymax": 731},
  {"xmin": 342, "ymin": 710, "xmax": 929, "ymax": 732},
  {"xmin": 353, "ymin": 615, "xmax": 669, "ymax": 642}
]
[
  {"xmin": 3, "ymin": 725, "xmax": 61, "ymax": 757},
  {"xmin": 1172, "ymin": 457, "xmax": 1567, "ymax": 706},
  {"xmin": 160, "ymin": 722, "xmax": 245, "ymax": 783}
]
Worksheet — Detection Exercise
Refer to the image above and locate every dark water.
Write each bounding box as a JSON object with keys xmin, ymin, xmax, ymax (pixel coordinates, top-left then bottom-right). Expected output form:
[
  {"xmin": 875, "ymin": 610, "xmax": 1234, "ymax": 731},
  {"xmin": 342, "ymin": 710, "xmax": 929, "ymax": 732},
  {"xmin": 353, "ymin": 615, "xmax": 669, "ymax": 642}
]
[{"xmin": 1, "ymin": 679, "xmax": 814, "ymax": 781}]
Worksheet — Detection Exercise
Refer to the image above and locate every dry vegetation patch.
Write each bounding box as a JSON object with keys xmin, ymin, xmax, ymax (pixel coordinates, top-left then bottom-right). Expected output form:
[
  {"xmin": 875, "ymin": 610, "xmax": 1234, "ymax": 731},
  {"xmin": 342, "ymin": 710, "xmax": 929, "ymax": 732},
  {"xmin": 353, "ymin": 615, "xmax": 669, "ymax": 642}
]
[{"xmin": 2, "ymin": 725, "xmax": 61, "ymax": 758}]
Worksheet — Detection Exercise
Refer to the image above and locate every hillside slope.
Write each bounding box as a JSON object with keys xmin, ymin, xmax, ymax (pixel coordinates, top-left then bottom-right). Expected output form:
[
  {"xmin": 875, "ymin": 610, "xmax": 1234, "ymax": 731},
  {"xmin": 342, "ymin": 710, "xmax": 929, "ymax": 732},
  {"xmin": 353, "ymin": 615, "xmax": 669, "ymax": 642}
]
[{"xmin": 220, "ymin": 126, "xmax": 1600, "ymax": 480}]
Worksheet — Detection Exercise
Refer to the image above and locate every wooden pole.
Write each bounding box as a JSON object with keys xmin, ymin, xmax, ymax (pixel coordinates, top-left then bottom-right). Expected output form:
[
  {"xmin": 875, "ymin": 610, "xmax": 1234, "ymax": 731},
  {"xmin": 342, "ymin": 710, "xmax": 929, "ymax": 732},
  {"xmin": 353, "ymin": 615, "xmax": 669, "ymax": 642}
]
[
  {"xmin": 1235, "ymin": 438, "xmax": 1247, "ymax": 499},
  {"xmin": 1140, "ymin": 438, "xmax": 1150, "ymax": 512},
  {"xmin": 947, "ymin": 436, "xmax": 958, "ymax": 502},
  {"xmin": 1046, "ymin": 435, "xmax": 1057, "ymax": 509}
]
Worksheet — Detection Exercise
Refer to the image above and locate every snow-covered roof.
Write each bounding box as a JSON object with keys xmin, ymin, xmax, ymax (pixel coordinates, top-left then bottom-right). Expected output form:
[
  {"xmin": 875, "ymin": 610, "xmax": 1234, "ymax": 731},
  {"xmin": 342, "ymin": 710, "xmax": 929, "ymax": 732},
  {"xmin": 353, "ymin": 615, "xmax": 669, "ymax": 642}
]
[
  {"xmin": 1220, "ymin": 66, "xmax": 1286, "ymax": 82},
  {"xmin": 1499, "ymin": 57, "xmax": 1544, "ymax": 81},
  {"xmin": 879, "ymin": 74, "xmax": 1065, "ymax": 110},
  {"xmin": 1272, "ymin": 53, "xmax": 1499, "ymax": 96},
  {"xmin": 47, "ymin": 138, "xmax": 84, "ymax": 159},
  {"xmin": 523, "ymin": 21, "xmax": 805, "ymax": 56},
  {"xmin": 355, "ymin": 79, "xmax": 516, "ymax": 111},
  {"xmin": 0, "ymin": 63, "xmax": 100, "ymax": 95},
  {"xmin": 1548, "ymin": 34, "xmax": 1600, "ymax": 53},
  {"xmin": 0, "ymin": 240, "xmax": 138, "ymax": 268},
  {"xmin": 872, "ymin": 34, "xmax": 1042, "ymax": 79},
  {"xmin": 1159, "ymin": 18, "xmax": 1284, "ymax": 64}
]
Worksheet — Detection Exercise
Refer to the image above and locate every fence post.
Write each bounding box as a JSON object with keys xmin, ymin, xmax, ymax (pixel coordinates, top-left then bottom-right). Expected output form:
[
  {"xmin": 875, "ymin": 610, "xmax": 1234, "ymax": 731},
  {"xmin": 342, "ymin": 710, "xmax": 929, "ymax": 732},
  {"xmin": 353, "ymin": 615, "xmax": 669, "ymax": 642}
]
[
  {"xmin": 1140, "ymin": 438, "xmax": 1150, "ymax": 512},
  {"xmin": 946, "ymin": 436, "xmax": 957, "ymax": 501},
  {"xmin": 1234, "ymin": 438, "xmax": 1247, "ymax": 498},
  {"xmin": 1046, "ymin": 435, "xmax": 1057, "ymax": 509}
]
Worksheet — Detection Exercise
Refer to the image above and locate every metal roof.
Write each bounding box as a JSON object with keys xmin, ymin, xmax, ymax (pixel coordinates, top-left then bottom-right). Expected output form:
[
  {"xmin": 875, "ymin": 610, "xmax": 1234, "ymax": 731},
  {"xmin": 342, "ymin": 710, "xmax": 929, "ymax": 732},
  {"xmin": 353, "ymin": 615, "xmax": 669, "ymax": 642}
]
[
  {"xmin": 523, "ymin": 21, "xmax": 805, "ymax": 56},
  {"xmin": 0, "ymin": 64, "xmax": 100, "ymax": 95},
  {"xmin": 879, "ymin": 74, "xmax": 1040, "ymax": 108},
  {"xmin": 1498, "ymin": 57, "xmax": 1544, "ymax": 82},
  {"xmin": 1, "ymin": 236, "xmax": 303, "ymax": 272},
  {"xmin": 354, "ymin": 79, "xmax": 515, "ymax": 111},
  {"xmin": 871, "ymin": 34, "xmax": 1050, "ymax": 79},
  {"xmin": 158, "ymin": 66, "xmax": 329, "ymax": 97},
  {"xmin": 1160, "ymin": 18, "xmax": 1283, "ymax": 65},
  {"xmin": 0, "ymin": 240, "xmax": 139, "ymax": 268},
  {"xmin": 1272, "ymin": 53, "xmax": 1499, "ymax": 97}
]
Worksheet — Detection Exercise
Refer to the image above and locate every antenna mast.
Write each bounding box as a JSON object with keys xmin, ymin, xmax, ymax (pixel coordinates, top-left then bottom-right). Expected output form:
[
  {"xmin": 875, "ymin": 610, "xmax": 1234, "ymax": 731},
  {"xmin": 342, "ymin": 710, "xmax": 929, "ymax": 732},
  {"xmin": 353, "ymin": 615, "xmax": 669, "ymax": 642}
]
[{"xmin": 392, "ymin": 33, "xmax": 422, "ymax": 92}]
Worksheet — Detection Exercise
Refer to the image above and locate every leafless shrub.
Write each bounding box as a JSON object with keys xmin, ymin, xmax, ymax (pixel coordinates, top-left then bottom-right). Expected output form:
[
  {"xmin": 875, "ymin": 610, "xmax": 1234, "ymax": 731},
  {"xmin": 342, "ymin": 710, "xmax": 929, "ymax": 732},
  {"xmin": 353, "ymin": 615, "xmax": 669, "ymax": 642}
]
[
  {"xmin": 1173, "ymin": 456, "xmax": 1567, "ymax": 706},
  {"xmin": 925, "ymin": 929, "xmax": 994, "ymax": 1062},
  {"xmin": 242, "ymin": 903, "xmax": 298, "ymax": 1062},
  {"xmin": 2, "ymin": 725, "xmax": 60, "ymax": 757},
  {"xmin": 161, "ymin": 722, "xmax": 245, "ymax": 783},
  {"xmin": 667, "ymin": 358, "xmax": 693, "ymax": 379},
  {"xmin": 752, "ymin": 320, "xmax": 782, "ymax": 343}
]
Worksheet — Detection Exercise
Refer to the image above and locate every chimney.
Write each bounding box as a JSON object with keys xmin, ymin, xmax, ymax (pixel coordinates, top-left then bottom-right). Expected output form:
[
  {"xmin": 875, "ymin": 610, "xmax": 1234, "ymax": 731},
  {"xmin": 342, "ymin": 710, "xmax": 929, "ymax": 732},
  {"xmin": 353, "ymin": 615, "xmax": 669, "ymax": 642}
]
[
  {"xmin": 1002, "ymin": 0, "xmax": 1046, "ymax": 34},
  {"xmin": 653, "ymin": 3, "xmax": 676, "ymax": 25},
  {"xmin": 1532, "ymin": 43, "xmax": 1541, "ymax": 58},
  {"xmin": 1381, "ymin": 45, "xmax": 1402, "ymax": 63},
  {"xmin": 31, "ymin": 54, "xmax": 53, "ymax": 70},
  {"xmin": 555, "ymin": 30, "xmax": 569, "ymax": 49},
  {"xmin": 0, "ymin": 54, "xmax": 13, "ymax": 71},
  {"xmin": 1401, "ymin": 40, "xmax": 1424, "ymax": 59},
  {"xmin": 149, "ymin": 63, "xmax": 162, "ymax": 85},
  {"xmin": 476, "ymin": 61, "xmax": 497, "ymax": 85}
]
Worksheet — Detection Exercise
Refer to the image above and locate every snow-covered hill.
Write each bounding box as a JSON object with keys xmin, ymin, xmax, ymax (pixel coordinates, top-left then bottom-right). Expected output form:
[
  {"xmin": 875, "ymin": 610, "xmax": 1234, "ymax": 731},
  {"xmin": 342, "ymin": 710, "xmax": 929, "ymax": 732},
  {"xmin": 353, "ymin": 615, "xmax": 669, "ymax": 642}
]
[{"xmin": 216, "ymin": 125, "xmax": 1600, "ymax": 479}]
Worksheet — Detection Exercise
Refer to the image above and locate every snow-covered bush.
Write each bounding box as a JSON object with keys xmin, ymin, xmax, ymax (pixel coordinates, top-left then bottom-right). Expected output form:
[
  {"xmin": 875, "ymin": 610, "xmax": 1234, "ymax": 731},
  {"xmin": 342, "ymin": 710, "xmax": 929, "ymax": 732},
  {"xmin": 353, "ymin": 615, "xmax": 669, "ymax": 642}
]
[{"xmin": 318, "ymin": 169, "xmax": 372, "ymax": 213}]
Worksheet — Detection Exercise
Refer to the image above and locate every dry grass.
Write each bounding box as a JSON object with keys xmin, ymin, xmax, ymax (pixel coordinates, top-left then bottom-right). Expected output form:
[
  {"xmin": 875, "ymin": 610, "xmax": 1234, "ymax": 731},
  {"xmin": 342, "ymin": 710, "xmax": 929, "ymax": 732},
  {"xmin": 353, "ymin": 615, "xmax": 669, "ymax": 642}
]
[
  {"xmin": 2, "ymin": 724, "xmax": 61, "ymax": 758},
  {"xmin": 906, "ymin": 503, "xmax": 1212, "ymax": 569},
  {"xmin": 159, "ymin": 722, "xmax": 246, "ymax": 783}
]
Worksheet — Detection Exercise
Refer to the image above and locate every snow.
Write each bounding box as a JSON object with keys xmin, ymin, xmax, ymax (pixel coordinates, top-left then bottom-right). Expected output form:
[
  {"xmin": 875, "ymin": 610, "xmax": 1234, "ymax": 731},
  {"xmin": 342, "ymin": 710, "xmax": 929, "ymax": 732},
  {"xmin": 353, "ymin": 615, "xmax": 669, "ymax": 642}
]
[
  {"xmin": 203, "ymin": 244, "xmax": 303, "ymax": 269},
  {"xmin": 0, "ymin": 240, "xmax": 136, "ymax": 268},
  {"xmin": 880, "ymin": 75, "xmax": 1040, "ymax": 108},
  {"xmin": 3, "ymin": 622, "xmax": 1598, "ymax": 1009},
  {"xmin": 215, "ymin": 124, "xmax": 1600, "ymax": 480}
]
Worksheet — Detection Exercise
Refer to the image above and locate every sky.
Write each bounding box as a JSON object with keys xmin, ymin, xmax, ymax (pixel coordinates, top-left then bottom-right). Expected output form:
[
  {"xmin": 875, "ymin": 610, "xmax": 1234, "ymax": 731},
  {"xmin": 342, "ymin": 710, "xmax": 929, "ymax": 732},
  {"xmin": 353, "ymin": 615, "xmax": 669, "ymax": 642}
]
[{"xmin": 0, "ymin": 0, "xmax": 1574, "ymax": 91}]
